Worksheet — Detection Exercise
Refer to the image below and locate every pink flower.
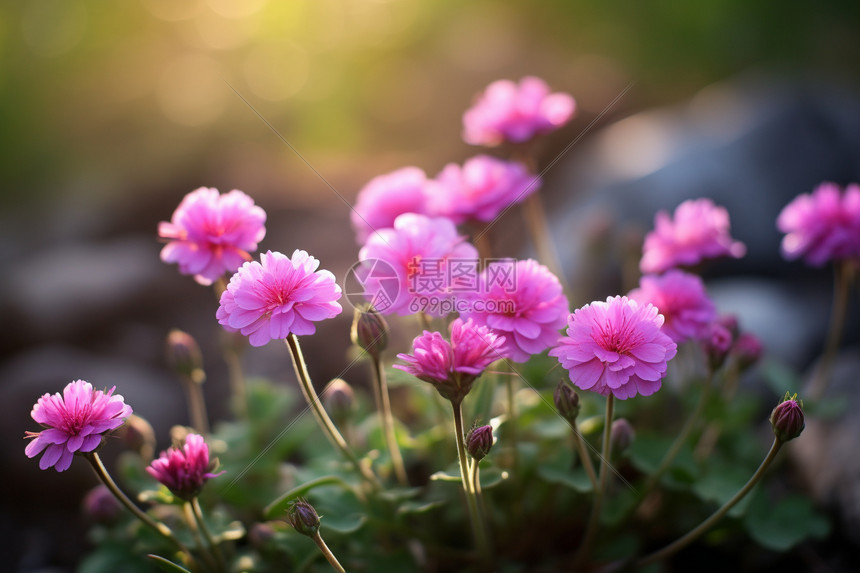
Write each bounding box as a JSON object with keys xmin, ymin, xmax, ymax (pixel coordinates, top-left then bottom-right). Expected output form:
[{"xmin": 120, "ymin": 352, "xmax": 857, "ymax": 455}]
[
  {"xmin": 460, "ymin": 259, "xmax": 569, "ymax": 362},
  {"xmin": 358, "ymin": 213, "xmax": 479, "ymax": 316},
  {"xmin": 463, "ymin": 76, "xmax": 575, "ymax": 146},
  {"xmin": 351, "ymin": 167, "xmax": 430, "ymax": 243},
  {"xmin": 628, "ymin": 270, "xmax": 717, "ymax": 343},
  {"xmin": 217, "ymin": 250, "xmax": 343, "ymax": 347},
  {"xmin": 640, "ymin": 198, "xmax": 746, "ymax": 274},
  {"xmin": 426, "ymin": 155, "xmax": 539, "ymax": 224},
  {"xmin": 395, "ymin": 318, "xmax": 505, "ymax": 403},
  {"xmin": 549, "ymin": 296, "xmax": 677, "ymax": 400},
  {"xmin": 146, "ymin": 434, "xmax": 224, "ymax": 500},
  {"xmin": 777, "ymin": 182, "xmax": 860, "ymax": 266},
  {"xmin": 25, "ymin": 380, "xmax": 133, "ymax": 472},
  {"xmin": 159, "ymin": 187, "xmax": 267, "ymax": 285}
]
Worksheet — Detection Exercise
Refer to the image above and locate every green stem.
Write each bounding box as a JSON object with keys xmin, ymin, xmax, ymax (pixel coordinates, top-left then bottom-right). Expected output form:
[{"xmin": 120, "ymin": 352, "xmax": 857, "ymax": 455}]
[
  {"xmin": 312, "ymin": 531, "xmax": 346, "ymax": 573},
  {"xmin": 808, "ymin": 262, "xmax": 851, "ymax": 400},
  {"xmin": 285, "ymin": 335, "xmax": 380, "ymax": 491},
  {"xmin": 637, "ymin": 438, "xmax": 783, "ymax": 567},
  {"xmin": 182, "ymin": 375, "xmax": 210, "ymax": 435},
  {"xmin": 183, "ymin": 502, "xmax": 218, "ymax": 572},
  {"xmin": 571, "ymin": 427, "xmax": 599, "ymax": 491},
  {"xmin": 642, "ymin": 370, "xmax": 713, "ymax": 497},
  {"xmin": 506, "ymin": 369, "xmax": 519, "ymax": 472},
  {"xmin": 371, "ymin": 356, "xmax": 408, "ymax": 486},
  {"xmin": 452, "ymin": 400, "xmax": 492, "ymax": 566},
  {"xmin": 192, "ymin": 497, "xmax": 226, "ymax": 573},
  {"xmin": 573, "ymin": 395, "xmax": 615, "ymax": 568},
  {"xmin": 86, "ymin": 452, "xmax": 193, "ymax": 561}
]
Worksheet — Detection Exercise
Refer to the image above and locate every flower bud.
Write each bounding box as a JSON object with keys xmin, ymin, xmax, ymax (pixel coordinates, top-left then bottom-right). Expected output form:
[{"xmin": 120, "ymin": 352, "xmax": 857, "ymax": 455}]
[
  {"xmin": 770, "ymin": 392, "xmax": 804, "ymax": 442},
  {"xmin": 323, "ymin": 378, "xmax": 355, "ymax": 423},
  {"xmin": 118, "ymin": 414, "xmax": 157, "ymax": 463},
  {"xmin": 82, "ymin": 485, "xmax": 122, "ymax": 524},
  {"xmin": 466, "ymin": 425, "xmax": 494, "ymax": 461},
  {"xmin": 249, "ymin": 522, "xmax": 277, "ymax": 549},
  {"xmin": 716, "ymin": 314, "xmax": 740, "ymax": 340},
  {"xmin": 554, "ymin": 380, "xmax": 581, "ymax": 424},
  {"xmin": 610, "ymin": 418, "xmax": 636, "ymax": 453},
  {"xmin": 351, "ymin": 305, "xmax": 389, "ymax": 360},
  {"xmin": 286, "ymin": 499, "xmax": 320, "ymax": 537},
  {"xmin": 166, "ymin": 329, "xmax": 205, "ymax": 384},
  {"xmin": 703, "ymin": 323, "xmax": 733, "ymax": 371},
  {"xmin": 732, "ymin": 332, "xmax": 763, "ymax": 373}
]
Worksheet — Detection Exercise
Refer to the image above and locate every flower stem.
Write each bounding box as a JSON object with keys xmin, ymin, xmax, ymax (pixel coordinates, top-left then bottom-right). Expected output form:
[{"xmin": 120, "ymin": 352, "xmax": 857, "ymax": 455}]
[
  {"xmin": 183, "ymin": 502, "xmax": 218, "ymax": 572},
  {"xmin": 371, "ymin": 355, "xmax": 408, "ymax": 486},
  {"xmin": 521, "ymin": 192, "xmax": 571, "ymax": 299},
  {"xmin": 452, "ymin": 400, "xmax": 492, "ymax": 567},
  {"xmin": 573, "ymin": 394, "xmax": 615, "ymax": 568},
  {"xmin": 192, "ymin": 497, "xmax": 227, "ymax": 573},
  {"xmin": 808, "ymin": 262, "xmax": 852, "ymax": 400},
  {"xmin": 571, "ymin": 427, "xmax": 599, "ymax": 491},
  {"xmin": 312, "ymin": 531, "xmax": 346, "ymax": 573},
  {"xmin": 85, "ymin": 452, "xmax": 193, "ymax": 561},
  {"xmin": 637, "ymin": 438, "xmax": 783, "ymax": 567},
  {"xmin": 181, "ymin": 373, "xmax": 210, "ymax": 435},
  {"xmin": 215, "ymin": 280, "xmax": 248, "ymax": 419},
  {"xmin": 285, "ymin": 335, "xmax": 380, "ymax": 491},
  {"xmin": 642, "ymin": 370, "xmax": 713, "ymax": 498},
  {"xmin": 505, "ymin": 368, "xmax": 519, "ymax": 472}
]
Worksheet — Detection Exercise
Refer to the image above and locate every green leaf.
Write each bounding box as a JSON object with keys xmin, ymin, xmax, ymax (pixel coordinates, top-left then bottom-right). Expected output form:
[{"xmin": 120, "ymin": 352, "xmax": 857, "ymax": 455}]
[
  {"xmin": 264, "ymin": 475, "xmax": 353, "ymax": 519},
  {"xmin": 147, "ymin": 555, "xmax": 192, "ymax": 573},
  {"xmin": 692, "ymin": 458, "xmax": 756, "ymax": 517},
  {"xmin": 760, "ymin": 359, "xmax": 803, "ymax": 398},
  {"xmin": 537, "ymin": 464, "xmax": 593, "ymax": 492},
  {"xmin": 397, "ymin": 499, "xmax": 447, "ymax": 516},
  {"xmin": 322, "ymin": 513, "xmax": 367, "ymax": 534},
  {"xmin": 744, "ymin": 492, "xmax": 830, "ymax": 551}
]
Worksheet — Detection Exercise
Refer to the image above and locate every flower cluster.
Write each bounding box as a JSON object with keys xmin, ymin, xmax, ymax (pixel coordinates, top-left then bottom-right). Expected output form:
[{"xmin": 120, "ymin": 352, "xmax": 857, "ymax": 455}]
[
  {"xmin": 777, "ymin": 181, "xmax": 860, "ymax": 266},
  {"xmin": 461, "ymin": 259, "xmax": 568, "ymax": 362},
  {"xmin": 351, "ymin": 167, "xmax": 430, "ymax": 243},
  {"xmin": 628, "ymin": 269, "xmax": 717, "ymax": 343},
  {"xmin": 462, "ymin": 76, "xmax": 575, "ymax": 146},
  {"xmin": 550, "ymin": 296, "xmax": 678, "ymax": 400},
  {"xmin": 159, "ymin": 187, "xmax": 267, "ymax": 285},
  {"xmin": 640, "ymin": 198, "xmax": 746, "ymax": 274},
  {"xmin": 217, "ymin": 250, "xmax": 343, "ymax": 346},
  {"xmin": 358, "ymin": 214, "xmax": 478, "ymax": 316},
  {"xmin": 25, "ymin": 380, "xmax": 133, "ymax": 472}
]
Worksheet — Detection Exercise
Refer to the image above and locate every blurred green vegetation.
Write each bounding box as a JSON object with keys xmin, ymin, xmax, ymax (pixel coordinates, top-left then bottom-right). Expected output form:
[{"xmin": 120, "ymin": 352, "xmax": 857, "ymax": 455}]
[{"xmin": 1, "ymin": 0, "xmax": 858, "ymax": 209}]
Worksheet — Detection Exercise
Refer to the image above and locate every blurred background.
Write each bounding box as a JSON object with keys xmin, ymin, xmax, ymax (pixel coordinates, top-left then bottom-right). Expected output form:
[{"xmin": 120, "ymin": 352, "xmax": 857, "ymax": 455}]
[{"xmin": 2, "ymin": 0, "xmax": 860, "ymax": 570}]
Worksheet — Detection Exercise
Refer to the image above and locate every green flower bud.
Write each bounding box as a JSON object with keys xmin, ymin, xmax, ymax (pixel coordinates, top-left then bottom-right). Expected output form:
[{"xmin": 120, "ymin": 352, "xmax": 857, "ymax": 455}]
[
  {"xmin": 351, "ymin": 305, "xmax": 389, "ymax": 360},
  {"xmin": 554, "ymin": 380, "xmax": 581, "ymax": 424}
]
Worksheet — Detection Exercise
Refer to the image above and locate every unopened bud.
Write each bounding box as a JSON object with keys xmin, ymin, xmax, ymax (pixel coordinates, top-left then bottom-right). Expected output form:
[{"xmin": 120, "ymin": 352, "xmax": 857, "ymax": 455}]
[
  {"xmin": 351, "ymin": 305, "xmax": 389, "ymax": 360},
  {"xmin": 770, "ymin": 392, "xmax": 804, "ymax": 443},
  {"xmin": 82, "ymin": 485, "xmax": 122, "ymax": 524},
  {"xmin": 324, "ymin": 378, "xmax": 355, "ymax": 423},
  {"xmin": 466, "ymin": 425, "xmax": 494, "ymax": 461},
  {"xmin": 610, "ymin": 418, "xmax": 635, "ymax": 453},
  {"xmin": 732, "ymin": 332, "xmax": 763, "ymax": 372},
  {"xmin": 716, "ymin": 314, "xmax": 740, "ymax": 340},
  {"xmin": 286, "ymin": 499, "xmax": 320, "ymax": 537},
  {"xmin": 166, "ymin": 329, "xmax": 205, "ymax": 384},
  {"xmin": 554, "ymin": 380, "xmax": 581, "ymax": 424},
  {"xmin": 249, "ymin": 522, "xmax": 277, "ymax": 549},
  {"xmin": 703, "ymin": 323, "xmax": 733, "ymax": 371},
  {"xmin": 118, "ymin": 414, "xmax": 157, "ymax": 462}
]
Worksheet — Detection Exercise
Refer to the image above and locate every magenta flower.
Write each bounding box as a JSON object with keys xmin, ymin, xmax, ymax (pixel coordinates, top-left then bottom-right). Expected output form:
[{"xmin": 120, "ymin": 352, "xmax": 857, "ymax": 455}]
[
  {"xmin": 640, "ymin": 198, "xmax": 746, "ymax": 274},
  {"xmin": 217, "ymin": 250, "xmax": 343, "ymax": 347},
  {"xmin": 358, "ymin": 213, "xmax": 479, "ymax": 316},
  {"xmin": 426, "ymin": 155, "xmax": 539, "ymax": 224},
  {"xmin": 395, "ymin": 318, "xmax": 505, "ymax": 403},
  {"xmin": 25, "ymin": 380, "xmax": 133, "ymax": 472},
  {"xmin": 146, "ymin": 434, "xmax": 224, "ymax": 500},
  {"xmin": 549, "ymin": 296, "xmax": 678, "ymax": 400},
  {"xmin": 463, "ymin": 76, "xmax": 575, "ymax": 146},
  {"xmin": 351, "ymin": 167, "xmax": 430, "ymax": 243},
  {"xmin": 777, "ymin": 182, "xmax": 860, "ymax": 266},
  {"xmin": 159, "ymin": 187, "xmax": 267, "ymax": 286},
  {"xmin": 628, "ymin": 270, "xmax": 717, "ymax": 343},
  {"xmin": 460, "ymin": 259, "xmax": 569, "ymax": 362}
]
